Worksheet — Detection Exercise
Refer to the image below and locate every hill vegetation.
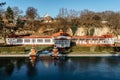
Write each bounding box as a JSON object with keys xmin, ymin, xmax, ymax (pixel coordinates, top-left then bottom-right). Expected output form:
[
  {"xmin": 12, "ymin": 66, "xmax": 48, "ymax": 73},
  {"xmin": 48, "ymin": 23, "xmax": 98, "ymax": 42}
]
[{"xmin": 0, "ymin": 2, "xmax": 120, "ymax": 39}]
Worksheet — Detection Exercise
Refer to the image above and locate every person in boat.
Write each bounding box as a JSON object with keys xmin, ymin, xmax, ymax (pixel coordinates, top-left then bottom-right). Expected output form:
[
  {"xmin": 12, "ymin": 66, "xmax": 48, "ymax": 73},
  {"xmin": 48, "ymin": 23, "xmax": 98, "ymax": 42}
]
[
  {"xmin": 52, "ymin": 46, "xmax": 59, "ymax": 57},
  {"xmin": 29, "ymin": 46, "xmax": 36, "ymax": 56}
]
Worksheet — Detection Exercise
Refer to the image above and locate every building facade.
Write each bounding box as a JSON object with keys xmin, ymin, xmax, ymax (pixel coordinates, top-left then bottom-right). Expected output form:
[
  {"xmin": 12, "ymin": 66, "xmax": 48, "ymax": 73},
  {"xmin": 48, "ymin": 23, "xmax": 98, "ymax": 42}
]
[{"xmin": 6, "ymin": 30, "xmax": 114, "ymax": 47}]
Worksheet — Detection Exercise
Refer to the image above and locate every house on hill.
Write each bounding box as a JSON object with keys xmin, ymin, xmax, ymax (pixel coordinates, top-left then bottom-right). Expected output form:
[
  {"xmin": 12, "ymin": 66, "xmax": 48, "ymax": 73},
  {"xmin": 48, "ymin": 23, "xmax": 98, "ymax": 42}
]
[{"xmin": 40, "ymin": 13, "xmax": 53, "ymax": 23}]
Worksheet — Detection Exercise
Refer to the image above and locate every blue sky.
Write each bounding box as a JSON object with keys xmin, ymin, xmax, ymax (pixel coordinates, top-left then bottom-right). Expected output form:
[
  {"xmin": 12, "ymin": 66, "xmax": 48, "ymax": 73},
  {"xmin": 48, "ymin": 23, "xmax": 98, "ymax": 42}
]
[{"xmin": 1, "ymin": 0, "xmax": 120, "ymax": 17}]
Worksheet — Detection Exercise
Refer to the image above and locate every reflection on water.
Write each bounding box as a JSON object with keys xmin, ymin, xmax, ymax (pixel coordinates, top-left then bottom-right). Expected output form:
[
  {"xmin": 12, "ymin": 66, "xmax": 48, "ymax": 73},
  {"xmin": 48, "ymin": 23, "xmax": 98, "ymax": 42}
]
[
  {"xmin": 29, "ymin": 56, "xmax": 36, "ymax": 67},
  {"xmin": 0, "ymin": 57, "xmax": 120, "ymax": 80}
]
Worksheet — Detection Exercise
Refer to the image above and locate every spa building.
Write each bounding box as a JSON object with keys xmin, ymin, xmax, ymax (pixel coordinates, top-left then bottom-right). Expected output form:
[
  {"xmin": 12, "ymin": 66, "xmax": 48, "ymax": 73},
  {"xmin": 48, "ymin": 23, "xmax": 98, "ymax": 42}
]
[{"xmin": 6, "ymin": 30, "xmax": 114, "ymax": 48}]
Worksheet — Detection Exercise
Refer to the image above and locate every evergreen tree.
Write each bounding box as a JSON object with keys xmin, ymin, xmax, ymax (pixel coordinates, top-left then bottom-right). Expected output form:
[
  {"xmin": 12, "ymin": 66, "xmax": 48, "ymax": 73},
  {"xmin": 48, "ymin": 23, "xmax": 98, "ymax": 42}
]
[{"xmin": 5, "ymin": 6, "xmax": 14, "ymax": 19}]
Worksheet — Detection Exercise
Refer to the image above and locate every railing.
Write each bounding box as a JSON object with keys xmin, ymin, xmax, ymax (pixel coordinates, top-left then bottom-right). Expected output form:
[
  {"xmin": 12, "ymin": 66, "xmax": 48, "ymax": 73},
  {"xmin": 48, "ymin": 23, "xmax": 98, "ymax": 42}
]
[{"xmin": 114, "ymin": 39, "xmax": 120, "ymax": 43}]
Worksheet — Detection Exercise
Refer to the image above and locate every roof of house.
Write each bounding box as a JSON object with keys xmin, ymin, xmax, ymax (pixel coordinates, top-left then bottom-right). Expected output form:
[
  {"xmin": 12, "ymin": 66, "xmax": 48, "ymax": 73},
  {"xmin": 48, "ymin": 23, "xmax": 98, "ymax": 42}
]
[
  {"xmin": 23, "ymin": 35, "xmax": 52, "ymax": 38},
  {"xmin": 44, "ymin": 13, "xmax": 50, "ymax": 18},
  {"xmin": 52, "ymin": 29, "xmax": 71, "ymax": 37},
  {"xmin": 72, "ymin": 34, "xmax": 113, "ymax": 39}
]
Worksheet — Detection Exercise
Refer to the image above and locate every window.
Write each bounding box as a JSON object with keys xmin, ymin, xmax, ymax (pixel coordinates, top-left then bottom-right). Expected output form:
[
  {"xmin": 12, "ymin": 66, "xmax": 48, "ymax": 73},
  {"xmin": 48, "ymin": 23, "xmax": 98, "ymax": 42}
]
[
  {"xmin": 17, "ymin": 38, "xmax": 23, "ymax": 43},
  {"xmin": 37, "ymin": 39, "xmax": 43, "ymax": 43},
  {"xmin": 64, "ymin": 40, "xmax": 69, "ymax": 44},
  {"xmin": 32, "ymin": 39, "xmax": 36, "ymax": 43},
  {"xmin": 45, "ymin": 39, "xmax": 50, "ymax": 42},
  {"xmin": 24, "ymin": 39, "xmax": 30, "ymax": 43}
]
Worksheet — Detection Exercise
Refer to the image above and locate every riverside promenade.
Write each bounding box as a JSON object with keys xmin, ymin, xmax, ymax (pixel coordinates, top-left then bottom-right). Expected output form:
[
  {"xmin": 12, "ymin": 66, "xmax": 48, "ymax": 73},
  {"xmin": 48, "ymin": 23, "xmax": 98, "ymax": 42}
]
[
  {"xmin": 0, "ymin": 53, "xmax": 120, "ymax": 57},
  {"xmin": 0, "ymin": 54, "xmax": 29, "ymax": 57},
  {"xmin": 66, "ymin": 53, "xmax": 120, "ymax": 57}
]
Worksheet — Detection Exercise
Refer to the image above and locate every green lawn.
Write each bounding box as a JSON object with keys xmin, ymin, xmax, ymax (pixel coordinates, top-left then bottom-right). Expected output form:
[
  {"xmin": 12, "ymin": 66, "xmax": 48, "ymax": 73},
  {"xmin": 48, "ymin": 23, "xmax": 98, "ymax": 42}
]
[
  {"xmin": 0, "ymin": 45, "xmax": 119, "ymax": 54},
  {"xmin": 0, "ymin": 45, "xmax": 53, "ymax": 54}
]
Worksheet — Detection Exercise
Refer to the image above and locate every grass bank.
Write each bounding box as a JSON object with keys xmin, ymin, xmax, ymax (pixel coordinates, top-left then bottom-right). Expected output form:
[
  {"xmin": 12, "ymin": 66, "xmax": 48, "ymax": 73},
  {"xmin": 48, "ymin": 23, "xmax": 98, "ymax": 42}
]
[
  {"xmin": 0, "ymin": 45, "xmax": 120, "ymax": 54},
  {"xmin": 0, "ymin": 46, "xmax": 25, "ymax": 54},
  {"xmin": 0, "ymin": 45, "xmax": 53, "ymax": 54},
  {"xmin": 68, "ymin": 46, "xmax": 120, "ymax": 54}
]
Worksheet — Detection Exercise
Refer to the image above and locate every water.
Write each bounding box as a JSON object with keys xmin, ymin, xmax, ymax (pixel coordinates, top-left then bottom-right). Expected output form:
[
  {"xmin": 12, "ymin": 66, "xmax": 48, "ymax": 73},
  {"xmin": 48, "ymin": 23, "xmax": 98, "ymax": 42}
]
[{"xmin": 0, "ymin": 57, "xmax": 120, "ymax": 80}]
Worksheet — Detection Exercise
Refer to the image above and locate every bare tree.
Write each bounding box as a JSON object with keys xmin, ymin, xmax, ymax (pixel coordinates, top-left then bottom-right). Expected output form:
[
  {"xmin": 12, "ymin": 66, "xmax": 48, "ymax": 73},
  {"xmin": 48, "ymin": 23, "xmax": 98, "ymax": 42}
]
[
  {"xmin": 25, "ymin": 7, "xmax": 37, "ymax": 20},
  {"xmin": 12, "ymin": 6, "xmax": 23, "ymax": 19},
  {"xmin": 57, "ymin": 8, "xmax": 67, "ymax": 18}
]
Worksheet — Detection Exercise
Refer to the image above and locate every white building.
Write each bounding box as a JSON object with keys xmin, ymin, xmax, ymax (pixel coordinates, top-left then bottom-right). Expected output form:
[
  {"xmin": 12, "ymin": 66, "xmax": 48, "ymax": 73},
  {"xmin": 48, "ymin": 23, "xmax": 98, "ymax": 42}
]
[
  {"xmin": 6, "ymin": 30, "xmax": 115, "ymax": 47},
  {"xmin": 6, "ymin": 30, "xmax": 71, "ymax": 48}
]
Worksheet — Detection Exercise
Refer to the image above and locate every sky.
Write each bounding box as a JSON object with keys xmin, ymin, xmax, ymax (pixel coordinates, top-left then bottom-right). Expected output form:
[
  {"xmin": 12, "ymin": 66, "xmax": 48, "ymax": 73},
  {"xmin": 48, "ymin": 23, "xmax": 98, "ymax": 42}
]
[{"xmin": 1, "ymin": 0, "xmax": 120, "ymax": 17}]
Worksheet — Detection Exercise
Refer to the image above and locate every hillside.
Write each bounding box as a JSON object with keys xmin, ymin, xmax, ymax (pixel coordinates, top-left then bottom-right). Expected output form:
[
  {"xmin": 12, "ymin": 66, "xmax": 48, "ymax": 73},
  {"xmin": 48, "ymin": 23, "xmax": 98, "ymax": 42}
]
[{"xmin": 0, "ymin": 10, "xmax": 120, "ymax": 40}]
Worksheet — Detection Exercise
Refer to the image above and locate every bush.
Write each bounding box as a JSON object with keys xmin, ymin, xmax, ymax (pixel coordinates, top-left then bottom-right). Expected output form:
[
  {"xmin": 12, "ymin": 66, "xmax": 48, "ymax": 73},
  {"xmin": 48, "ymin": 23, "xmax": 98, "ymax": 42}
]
[{"xmin": 113, "ymin": 47, "xmax": 120, "ymax": 52}]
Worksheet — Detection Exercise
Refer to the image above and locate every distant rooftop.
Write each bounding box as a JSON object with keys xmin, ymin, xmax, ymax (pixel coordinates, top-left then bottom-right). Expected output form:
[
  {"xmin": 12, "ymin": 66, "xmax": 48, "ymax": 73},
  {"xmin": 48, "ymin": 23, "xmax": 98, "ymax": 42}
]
[{"xmin": 44, "ymin": 13, "xmax": 50, "ymax": 18}]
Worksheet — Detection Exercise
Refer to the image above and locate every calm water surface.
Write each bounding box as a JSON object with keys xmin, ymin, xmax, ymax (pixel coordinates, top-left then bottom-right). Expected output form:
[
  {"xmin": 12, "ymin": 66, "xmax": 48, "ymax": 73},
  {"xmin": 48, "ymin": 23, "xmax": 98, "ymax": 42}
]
[{"xmin": 0, "ymin": 57, "xmax": 120, "ymax": 80}]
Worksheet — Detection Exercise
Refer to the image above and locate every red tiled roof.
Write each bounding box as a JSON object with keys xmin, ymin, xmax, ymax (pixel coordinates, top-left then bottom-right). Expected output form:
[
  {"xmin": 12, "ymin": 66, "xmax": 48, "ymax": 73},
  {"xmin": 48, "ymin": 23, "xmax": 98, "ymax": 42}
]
[
  {"xmin": 52, "ymin": 29, "xmax": 70, "ymax": 37},
  {"xmin": 72, "ymin": 36, "xmax": 104, "ymax": 38},
  {"xmin": 23, "ymin": 35, "xmax": 52, "ymax": 38},
  {"xmin": 72, "ymin": 35, "xmax": 113, "ymax": 39},
  {"xmin": 102, "ymin": 34, "xmax": 113, "ymax": 38}
]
